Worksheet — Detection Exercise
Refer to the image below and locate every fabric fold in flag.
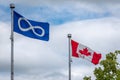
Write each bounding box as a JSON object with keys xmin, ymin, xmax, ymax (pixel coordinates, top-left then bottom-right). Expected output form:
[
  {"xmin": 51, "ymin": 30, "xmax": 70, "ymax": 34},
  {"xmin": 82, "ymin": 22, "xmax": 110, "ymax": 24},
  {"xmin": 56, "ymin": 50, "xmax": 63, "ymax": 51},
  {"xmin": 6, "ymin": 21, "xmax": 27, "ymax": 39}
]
[
  {"xmin": 13, "ymin": 11, "xmax": 49, "ymax": 41},
  {"xmin": 71, "ymin": 39, "xmax": 102, "ymax": 65}
]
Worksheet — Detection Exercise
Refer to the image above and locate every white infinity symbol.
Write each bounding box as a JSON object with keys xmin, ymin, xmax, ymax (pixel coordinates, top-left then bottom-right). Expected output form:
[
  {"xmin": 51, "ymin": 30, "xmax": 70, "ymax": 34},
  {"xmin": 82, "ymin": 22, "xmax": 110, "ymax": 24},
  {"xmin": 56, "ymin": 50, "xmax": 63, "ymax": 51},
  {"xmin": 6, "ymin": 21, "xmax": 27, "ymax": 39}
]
[{"xmin": 18, "ymin": 18, "xmax": 45, "ymax": 37}]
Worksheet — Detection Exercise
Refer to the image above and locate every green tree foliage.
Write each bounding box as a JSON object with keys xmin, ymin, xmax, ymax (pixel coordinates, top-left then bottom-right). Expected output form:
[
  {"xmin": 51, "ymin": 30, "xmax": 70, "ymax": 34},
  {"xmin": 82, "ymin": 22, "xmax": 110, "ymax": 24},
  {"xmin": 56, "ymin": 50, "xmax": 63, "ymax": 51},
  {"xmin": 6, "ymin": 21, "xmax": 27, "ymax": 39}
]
[
  {"xmin": 83, "ymin": 76, "xmax": 91, "ymax": 80},
  {"xmin": 83, "ymin": 50, "xmax": 120, "ymax": 80}
]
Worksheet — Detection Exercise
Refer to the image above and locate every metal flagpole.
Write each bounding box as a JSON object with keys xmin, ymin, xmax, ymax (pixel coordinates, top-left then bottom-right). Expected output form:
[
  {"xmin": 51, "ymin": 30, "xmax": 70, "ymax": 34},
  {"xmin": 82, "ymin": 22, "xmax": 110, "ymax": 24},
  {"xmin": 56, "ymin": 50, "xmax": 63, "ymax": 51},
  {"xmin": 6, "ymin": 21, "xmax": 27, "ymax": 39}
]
[
  {"xmin": 68, "ymin": 34, "xmax": 72, "ymax": 80},
  {"xmin": 10, "ymin": 3, "xmax": 15, "ymax": 80}
]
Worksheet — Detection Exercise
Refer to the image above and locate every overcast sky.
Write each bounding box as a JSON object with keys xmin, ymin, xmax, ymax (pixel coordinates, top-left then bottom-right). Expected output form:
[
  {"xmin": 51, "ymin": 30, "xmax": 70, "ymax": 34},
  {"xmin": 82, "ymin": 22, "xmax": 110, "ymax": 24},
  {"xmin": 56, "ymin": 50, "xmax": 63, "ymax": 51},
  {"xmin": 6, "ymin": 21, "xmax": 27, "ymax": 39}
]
[{"xmin": 0, "ymin": 0, "xmax": 120, "ymax": 80}]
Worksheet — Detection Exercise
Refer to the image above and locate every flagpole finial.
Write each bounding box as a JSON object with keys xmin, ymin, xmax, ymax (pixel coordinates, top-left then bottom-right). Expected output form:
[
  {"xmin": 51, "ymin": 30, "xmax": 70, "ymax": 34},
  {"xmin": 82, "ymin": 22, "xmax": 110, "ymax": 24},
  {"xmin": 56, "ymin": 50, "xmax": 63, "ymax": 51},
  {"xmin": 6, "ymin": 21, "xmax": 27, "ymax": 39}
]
[
  {"xmin": 10, "ymin": 3, "xmax": 15, "ymax": 9},
  {"xmin": 68, "ymin": 34, "xmax": 72, "ymax": 38}
]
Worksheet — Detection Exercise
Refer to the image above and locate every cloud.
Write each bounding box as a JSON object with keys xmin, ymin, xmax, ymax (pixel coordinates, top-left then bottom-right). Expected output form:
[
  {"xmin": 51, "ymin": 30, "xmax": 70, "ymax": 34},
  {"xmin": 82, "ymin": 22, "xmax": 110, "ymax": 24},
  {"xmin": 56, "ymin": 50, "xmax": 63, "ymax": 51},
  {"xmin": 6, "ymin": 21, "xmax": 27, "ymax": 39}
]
[
  {"xmin": 1, "ymin": 0, "xmax": 120, "ymax": 25},
  {"xmin": 8, "ymin": 0, "xmax": 120, "ymax": 15},
  {"xmin": 1, "ymin": 0, "xmax": 120, "ymax": 16},
  {"xmin": 1, "ymin": 0, "xmax": 120, "ymax": 15},
  {"xmin": 52, "ymin": 17, "xmax": 120, "ymax": 52},
  {"xmin": 0, "ymin": 10, "xmax": 120, "ymax": 80},
  {"xmin": 0, "ymin": 0, "xmax": 120, "ymax": 80},
  {"xmin": 2, "ymin": 0, "xmax": 119, "ymax": 5}
]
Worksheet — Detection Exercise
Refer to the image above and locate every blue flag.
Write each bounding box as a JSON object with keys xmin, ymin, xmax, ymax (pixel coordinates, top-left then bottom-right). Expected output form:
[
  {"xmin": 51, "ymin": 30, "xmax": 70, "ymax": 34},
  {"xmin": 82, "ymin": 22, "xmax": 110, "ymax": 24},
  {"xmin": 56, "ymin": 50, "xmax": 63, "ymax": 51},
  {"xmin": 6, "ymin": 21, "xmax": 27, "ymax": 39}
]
[{"xmin": 13, "ymin": 11, "xmax": 49, "ymax": 41}]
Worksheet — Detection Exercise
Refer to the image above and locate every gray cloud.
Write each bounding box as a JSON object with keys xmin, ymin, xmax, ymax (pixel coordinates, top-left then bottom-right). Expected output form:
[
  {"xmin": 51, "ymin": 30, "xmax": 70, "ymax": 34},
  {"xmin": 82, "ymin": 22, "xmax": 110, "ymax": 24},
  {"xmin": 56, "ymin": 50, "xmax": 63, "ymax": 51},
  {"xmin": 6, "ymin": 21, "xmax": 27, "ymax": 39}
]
[
  {"xmin": 3, "ymin": 0, "xmax": 120, "ymax": 5},
  {"xmin": 0, "ymin": 1, "xmax": 120, "ymax": 80},
  {"xmin": 1, "ymin": 0, "xmax": 120, "ymax": 12},
  {"xmin": 0, "ymin": 0, "xmax": 120, "ymax": 26}
]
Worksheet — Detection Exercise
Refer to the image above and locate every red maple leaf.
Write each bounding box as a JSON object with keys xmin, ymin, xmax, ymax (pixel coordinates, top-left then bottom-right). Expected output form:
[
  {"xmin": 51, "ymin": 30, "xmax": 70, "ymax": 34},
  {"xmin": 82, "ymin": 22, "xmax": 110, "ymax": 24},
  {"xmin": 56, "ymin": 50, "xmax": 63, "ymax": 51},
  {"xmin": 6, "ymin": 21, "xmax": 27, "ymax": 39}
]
[{"xmin": 79, "ymin": 48, "xmax": 91, "ymax": 56}]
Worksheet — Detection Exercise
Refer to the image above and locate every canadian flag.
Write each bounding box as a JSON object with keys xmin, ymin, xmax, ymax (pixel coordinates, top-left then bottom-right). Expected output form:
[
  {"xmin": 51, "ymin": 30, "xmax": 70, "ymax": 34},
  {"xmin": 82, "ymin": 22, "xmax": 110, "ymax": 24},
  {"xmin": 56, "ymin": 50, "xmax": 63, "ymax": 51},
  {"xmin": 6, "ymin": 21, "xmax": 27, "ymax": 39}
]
[{"xmin": 71, "ymin": 40, "xmax": 102, "ymax": 65}]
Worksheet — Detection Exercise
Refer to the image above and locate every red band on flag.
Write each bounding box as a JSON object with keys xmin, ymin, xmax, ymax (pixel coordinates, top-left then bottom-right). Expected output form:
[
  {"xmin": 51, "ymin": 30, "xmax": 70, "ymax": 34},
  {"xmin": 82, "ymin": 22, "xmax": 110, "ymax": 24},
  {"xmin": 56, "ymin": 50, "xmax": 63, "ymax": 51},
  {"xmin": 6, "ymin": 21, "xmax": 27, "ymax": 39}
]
[
  {"xmin": 71, "ymin": 40, "xmax": 79, "ymax": 57},
  {"xmin": 91, "ymin": 52, "xmax": 101, "ymax": 65}
]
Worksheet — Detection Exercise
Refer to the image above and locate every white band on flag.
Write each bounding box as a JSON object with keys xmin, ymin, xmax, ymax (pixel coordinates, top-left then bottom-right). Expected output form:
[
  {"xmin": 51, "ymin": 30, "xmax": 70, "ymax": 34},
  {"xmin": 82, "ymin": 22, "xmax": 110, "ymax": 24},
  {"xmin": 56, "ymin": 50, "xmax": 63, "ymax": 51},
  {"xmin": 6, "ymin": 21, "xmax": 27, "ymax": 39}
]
[{"xmin": 18, "ymin": 17, "xmax": 45, "ymax": 37}]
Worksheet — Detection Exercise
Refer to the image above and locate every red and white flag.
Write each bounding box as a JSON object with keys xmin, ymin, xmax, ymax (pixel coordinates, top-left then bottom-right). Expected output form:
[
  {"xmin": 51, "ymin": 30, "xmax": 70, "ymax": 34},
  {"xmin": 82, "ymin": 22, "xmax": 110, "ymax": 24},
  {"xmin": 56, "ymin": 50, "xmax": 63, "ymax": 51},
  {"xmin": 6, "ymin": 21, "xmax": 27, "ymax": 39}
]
[{"xmin": 71, "ymin": 40, "xmax": 102, "ymax": 65}]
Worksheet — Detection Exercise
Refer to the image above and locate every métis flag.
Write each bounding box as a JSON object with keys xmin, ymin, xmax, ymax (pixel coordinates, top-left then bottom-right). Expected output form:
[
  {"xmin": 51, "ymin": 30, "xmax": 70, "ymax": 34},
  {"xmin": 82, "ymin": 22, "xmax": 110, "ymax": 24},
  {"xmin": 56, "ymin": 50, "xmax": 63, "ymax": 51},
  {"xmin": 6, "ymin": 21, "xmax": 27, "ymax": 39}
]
[
  {"xmin": 13, "ymin": 11, "xmax": 49, "ymax": 41},
  {"xmin": 71, "ymin": 40, "xmax": 102, "ymax": 65}
]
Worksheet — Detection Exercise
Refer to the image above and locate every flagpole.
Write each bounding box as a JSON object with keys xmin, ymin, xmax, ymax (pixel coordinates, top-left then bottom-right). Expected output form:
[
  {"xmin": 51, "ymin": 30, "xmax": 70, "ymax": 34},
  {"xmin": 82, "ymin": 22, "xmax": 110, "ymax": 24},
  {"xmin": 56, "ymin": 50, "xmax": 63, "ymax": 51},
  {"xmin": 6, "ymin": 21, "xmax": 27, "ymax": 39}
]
[
  {"xmin": 10, "ymin": 3, "xmax": 15, "ymax": 80},
  {"xmin": 68, "ymin": 34, "xmax": 72, "ymax": 80}
]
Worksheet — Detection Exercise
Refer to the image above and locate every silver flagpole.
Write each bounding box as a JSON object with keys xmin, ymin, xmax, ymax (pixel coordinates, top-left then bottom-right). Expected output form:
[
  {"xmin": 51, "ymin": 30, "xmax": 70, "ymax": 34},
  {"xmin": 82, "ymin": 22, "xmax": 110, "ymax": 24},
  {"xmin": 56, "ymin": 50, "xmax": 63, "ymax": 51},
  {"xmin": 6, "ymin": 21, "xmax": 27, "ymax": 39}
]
[
  {"xmin": 68, "ymin": 34, "xmax": 72, "ymax": 80},
  {"xmin": 10, "ymin": 3, "xmax": 15, "ymax": 80}
]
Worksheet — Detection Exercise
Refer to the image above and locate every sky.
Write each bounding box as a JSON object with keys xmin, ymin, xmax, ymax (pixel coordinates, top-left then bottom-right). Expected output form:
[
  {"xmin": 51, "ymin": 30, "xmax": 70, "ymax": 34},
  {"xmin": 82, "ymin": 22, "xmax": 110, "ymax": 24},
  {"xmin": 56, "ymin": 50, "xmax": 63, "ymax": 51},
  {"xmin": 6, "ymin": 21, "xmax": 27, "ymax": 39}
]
[{"xmin": 0, "ymin": 0, "xmax": 120, "ymax": 80}]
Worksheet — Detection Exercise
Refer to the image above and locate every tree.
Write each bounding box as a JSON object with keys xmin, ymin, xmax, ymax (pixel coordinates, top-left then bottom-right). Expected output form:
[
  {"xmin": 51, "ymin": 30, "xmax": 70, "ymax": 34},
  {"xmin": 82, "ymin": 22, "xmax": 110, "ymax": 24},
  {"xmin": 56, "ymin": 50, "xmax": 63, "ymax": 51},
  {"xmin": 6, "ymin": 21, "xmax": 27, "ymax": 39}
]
[
  {"xmin": 83, "ymin": 50, "xmax": 120, "ymax": 80},
  {"xmin": 83, "ymin": 76, "xmax": 91, "ymax": 80}
]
